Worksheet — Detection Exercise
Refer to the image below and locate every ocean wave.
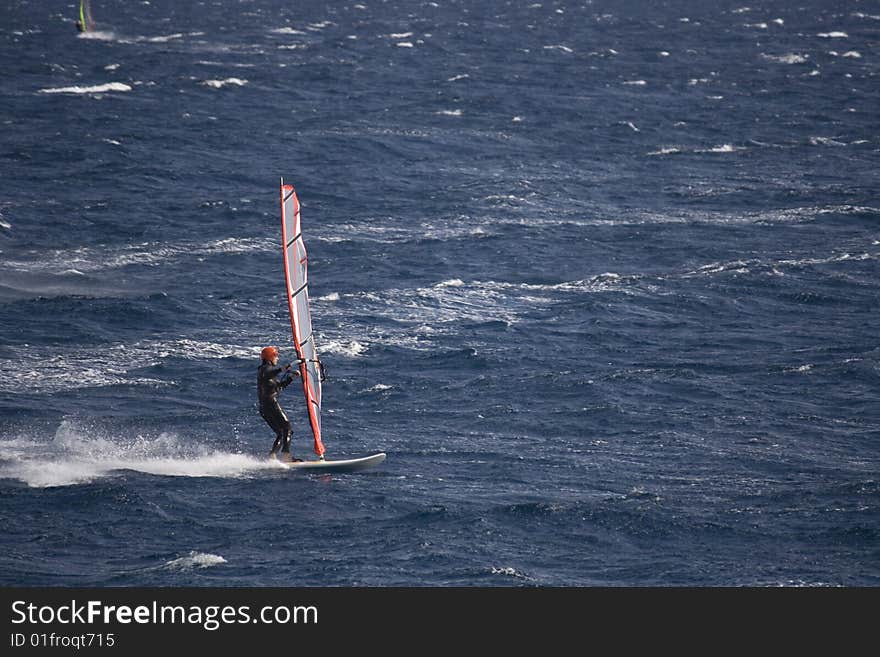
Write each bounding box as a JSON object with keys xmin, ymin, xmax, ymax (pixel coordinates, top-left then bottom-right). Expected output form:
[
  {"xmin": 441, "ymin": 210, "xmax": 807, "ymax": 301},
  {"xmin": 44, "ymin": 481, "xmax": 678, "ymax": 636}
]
[
  {"xmin": 490, "ymin": 566, "xmax": 535, "ymax": 581},
  {"xmin": 319, "ymin": 220, "xmax": 492, "ymax": 244},
  {"xmin": 143, "ymin": 33, "xmax": 193, "ymax": 43},
  {"xmin": 38, "ymin": 82, "xmax": 132, "ymax": 95},
  {"xmin": 1, "ymin": 237, "xmax": 271, "ymax": 275},
  {"xmin": 647, "ymin": 146, "xmax": 682, "ymax": 155},
  {"xmin": 0, "ymin": 339, "xmax": 264, "ymax": 394},
  {"xmin": 683, "ymin": 249, "xmax": 876, "ymax": 279},
  {"xmin": 271, "ymin": 27, "xmax": 307, "ymax": 35},
  {"xmin": 164, "ymin": 551, "xmax": 227, "ymax": 571},
  {"xmin": 202, "ymin": 78, "xmax": 248, "ymax": 89},
  {"xmin": 701, "ymin": 144, "xmax": 744, "ymax": 153},
  {"xmin": 647, "ymin": 143, "xmax": 745, "ymax": 155},
  {"xmin": 761, "ymin": 53, "xmax": 809, "ymax": 64},
  {"xmin": 321, "ymin": 339, "xmax": 368, "ymax": 358},
  {"xmin": 363, "ymin": 383, "xmax": 393, "ymax": 393}
]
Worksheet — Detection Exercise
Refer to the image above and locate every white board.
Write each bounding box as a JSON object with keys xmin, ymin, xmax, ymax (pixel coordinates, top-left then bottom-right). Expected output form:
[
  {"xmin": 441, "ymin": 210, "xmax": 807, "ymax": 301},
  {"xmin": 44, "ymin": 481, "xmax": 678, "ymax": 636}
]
[{"xmin": 276, "ymin": 452, "xmax": 386, "ymax": 473}]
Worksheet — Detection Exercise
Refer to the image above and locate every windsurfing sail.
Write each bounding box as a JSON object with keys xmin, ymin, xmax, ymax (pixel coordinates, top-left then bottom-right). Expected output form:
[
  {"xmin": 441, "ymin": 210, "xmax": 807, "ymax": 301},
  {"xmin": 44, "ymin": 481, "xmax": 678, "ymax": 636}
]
[
  {"xmin": 280, "ymin": 179, "xmax": 326, "ymax": 458},
  {"xmin": 77, "ymin": 0, "xmax": 96, "ymax": 32}
]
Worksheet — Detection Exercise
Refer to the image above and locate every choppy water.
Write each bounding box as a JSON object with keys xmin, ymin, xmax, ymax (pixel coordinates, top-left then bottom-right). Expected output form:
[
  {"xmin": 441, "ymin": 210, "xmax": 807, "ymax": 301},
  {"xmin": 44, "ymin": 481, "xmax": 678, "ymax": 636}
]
[{"xmin": 1, "ymin": 0, "xmax": 878, "ymax": 586}]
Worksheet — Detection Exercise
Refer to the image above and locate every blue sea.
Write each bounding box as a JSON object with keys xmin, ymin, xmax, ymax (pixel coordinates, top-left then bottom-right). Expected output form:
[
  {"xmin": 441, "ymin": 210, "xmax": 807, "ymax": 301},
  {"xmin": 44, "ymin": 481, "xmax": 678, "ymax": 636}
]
[{"xmin": 1, "ymin": 0, "xmax": 877, "ymax": 588}]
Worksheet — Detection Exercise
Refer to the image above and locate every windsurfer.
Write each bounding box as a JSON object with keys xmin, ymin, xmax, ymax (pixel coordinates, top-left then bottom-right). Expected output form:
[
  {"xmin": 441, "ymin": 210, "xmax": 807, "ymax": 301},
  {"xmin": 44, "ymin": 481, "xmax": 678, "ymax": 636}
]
[{"xmin": 257, "ymin": 346, "xmax": 302, "ymax": 461}]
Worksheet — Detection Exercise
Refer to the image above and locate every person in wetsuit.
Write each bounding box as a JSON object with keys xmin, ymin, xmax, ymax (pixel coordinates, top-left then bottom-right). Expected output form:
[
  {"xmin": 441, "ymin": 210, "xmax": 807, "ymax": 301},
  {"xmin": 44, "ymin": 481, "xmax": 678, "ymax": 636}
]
[{"xmin": 258, "ymin": 346, "xmax": 301, "ymax": 461}]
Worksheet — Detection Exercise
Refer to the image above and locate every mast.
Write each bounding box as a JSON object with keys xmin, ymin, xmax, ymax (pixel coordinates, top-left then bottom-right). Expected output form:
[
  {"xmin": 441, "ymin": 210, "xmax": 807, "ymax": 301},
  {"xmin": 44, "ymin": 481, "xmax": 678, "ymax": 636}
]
[{"xmin": 78, "ymin": 1, "xmax": 95, "ymax": 32}]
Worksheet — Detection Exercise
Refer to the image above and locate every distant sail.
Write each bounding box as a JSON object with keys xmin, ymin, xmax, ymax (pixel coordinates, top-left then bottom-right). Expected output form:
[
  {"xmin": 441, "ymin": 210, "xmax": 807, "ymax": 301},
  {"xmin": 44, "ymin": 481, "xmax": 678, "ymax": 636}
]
[
  {"xmin": 77, "ymin": 0, "xmax": 96, "ymax": 32},
  {"xmin": 280, "ymin": 180, "xmax": 326, "ymax": 458}
]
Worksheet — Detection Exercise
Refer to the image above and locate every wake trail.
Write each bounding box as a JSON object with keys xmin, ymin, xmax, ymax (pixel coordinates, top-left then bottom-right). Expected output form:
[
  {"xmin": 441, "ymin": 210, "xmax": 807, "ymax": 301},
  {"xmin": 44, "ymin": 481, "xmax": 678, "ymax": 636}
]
[{"xmin": 0, "ymin": 422, "xmax": 284, "ymax": 488}]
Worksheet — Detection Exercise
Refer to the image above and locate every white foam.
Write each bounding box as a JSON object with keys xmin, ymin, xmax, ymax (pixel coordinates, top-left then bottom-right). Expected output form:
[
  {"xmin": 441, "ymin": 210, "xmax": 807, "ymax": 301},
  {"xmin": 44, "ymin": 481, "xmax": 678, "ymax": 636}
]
[
  {"xmin": 145, "ymin": 33, "xmax": 189, "ymax": 43},
  {"xmin": 202, "ymin": 78, "xmax": 248, "ymax": 89},
  {"xmin": 817, "ymin": 31, "xmax": 848, "ymax": 38},
  {"xmin": 702, "ymin": 144, "xmax": 742, "ymax": 153},
  {"xmin": 762, "ymin": 53, "xmax": 808, "ymax": 64},
  {"xmin": 0, "ymin": 422, "xmax": 276, "ymax": 488},
  {"xmin": 77, "ymin": 30, "xmax": 115, "ymax": 41},
  {"xmin": 0, "ymin": 339, "xmax": 265, "ymax": 394},
  {"xmin": 197, "ymin": 61, "xmax": 256, "ymax": 68},
  {"xmin": 320, "ymin": 339, "xmax": 368, "ymax": 358},
  {"xmin": 682, "ymin": 249, "xmax": 874, "ymax": 280},
  {"xmin": 1, "ymin": 236, "xmax": 271, "ymax": 275},
  {"xmin": 164, "ymin": 552, "xmax": 227, "ymax": 571},
  {"xmin": 38, "ymin": 82, "xmax": 132, "ymax": 95},
  {"xmin": 319, "ymin": 218, "xmax": 498, "ymax": 245},
  {"xmin": 491, "ymin": 566, "xmax": 533, "ymax": 581},
  {"xmin": 809, "ymin": 136, "xmax": 846, "ymax": 147},
  {"xmin": 647, "ymin": 146, "xmax": 682, "ymax": 155},
  {"xmin": 437, "ymin": 279, "xmax": 465, "ymax": 288},
  {"xmin": 338, "ymin": 278, "xmax": 561, "ymax": 340},
  {"xmin": 271, "ymin": 27, "xmax": 307, "ymax": 35}
]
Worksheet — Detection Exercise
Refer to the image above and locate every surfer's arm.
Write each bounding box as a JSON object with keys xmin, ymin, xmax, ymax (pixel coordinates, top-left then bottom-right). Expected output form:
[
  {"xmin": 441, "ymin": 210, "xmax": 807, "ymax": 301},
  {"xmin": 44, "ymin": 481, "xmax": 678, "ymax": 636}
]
[{"xmin": 278, "ymin": 364, "xmax": 301, "ymax": 388}]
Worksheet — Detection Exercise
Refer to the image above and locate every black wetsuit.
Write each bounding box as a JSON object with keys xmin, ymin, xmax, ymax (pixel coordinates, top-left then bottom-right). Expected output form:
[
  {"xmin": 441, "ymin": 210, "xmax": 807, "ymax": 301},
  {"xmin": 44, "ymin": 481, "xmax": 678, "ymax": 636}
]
[{"xmin": 257, "ymin": 360, "xmax": 295, "ymax": 455}]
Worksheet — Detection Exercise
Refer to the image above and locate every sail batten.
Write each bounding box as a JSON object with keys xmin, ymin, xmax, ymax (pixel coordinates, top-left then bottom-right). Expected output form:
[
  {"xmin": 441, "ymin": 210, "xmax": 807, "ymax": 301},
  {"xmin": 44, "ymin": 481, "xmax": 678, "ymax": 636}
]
[
  {"xmin": 279, "ymin": 181, "xmax": 326, "ymax": 457},
  {"xmin": 290, "ymin": 281, "xmax": 309, "ymax": 297}
]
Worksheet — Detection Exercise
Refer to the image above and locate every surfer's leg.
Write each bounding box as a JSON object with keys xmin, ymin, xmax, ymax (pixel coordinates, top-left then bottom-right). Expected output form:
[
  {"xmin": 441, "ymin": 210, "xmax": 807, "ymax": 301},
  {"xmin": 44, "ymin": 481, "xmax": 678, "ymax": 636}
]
[
  {"xmin": 260, "ymin": 405, "xmax": 285, "ymax": 456},
  {"xmin": 270, "ymin": 428, "xmax": 285, "ymax": 454},
  {"xmin": 276, "ymin": 407, "xmax": 292, "ymax": 454},
  {"xmin": 264, "ymin": 403, "xmax": 292, "ymax": 456},
  {"xmin": 274, "ymin": 409, "xmax": 297, "ymax": 460}
]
